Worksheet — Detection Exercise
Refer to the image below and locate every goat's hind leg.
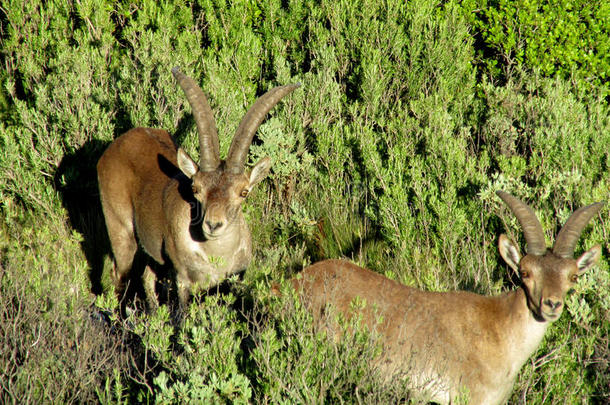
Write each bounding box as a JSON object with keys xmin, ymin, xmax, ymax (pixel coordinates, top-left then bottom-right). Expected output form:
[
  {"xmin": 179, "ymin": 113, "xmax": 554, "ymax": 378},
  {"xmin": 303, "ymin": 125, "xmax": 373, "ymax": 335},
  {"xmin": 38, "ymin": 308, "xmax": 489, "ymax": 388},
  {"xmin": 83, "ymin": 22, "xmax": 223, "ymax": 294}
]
[
  {"xmin": 142, "ymin": 264, "xmax": 159, "ymax": 311},
  {"xmin": 103, "ymin": 210, "xmax": 138, "ymax": 303}
]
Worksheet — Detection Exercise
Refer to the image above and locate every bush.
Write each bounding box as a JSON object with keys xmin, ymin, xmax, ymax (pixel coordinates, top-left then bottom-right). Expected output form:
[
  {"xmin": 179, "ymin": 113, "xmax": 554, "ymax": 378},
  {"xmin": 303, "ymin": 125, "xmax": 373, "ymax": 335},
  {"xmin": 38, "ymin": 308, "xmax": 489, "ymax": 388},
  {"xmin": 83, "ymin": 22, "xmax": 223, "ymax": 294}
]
[
  {"xmin": 0, "ymin": 208, "xmax": 127, "ymax": 403},
  {"xmin": 250, "ymin": 285, "xmax": 411, "ymax": 403},
  {"xmin": 1, "ymin": 0, "xmax": 608, "ymax": 403},
  {"xmin": 133, "ymin": 293, "xmax": 252, "ymax": 404},
  {"xmin": 467, "ymin": 0, "xmax": 610, "ymax": 99}
]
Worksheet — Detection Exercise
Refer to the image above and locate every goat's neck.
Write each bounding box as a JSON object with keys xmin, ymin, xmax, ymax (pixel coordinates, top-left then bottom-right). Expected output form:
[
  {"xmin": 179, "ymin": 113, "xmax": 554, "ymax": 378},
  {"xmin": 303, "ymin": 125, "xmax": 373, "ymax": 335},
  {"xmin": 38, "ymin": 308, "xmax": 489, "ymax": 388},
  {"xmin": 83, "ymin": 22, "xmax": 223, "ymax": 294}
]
[{"xmin": 499, "ymin": 288, "xmax": 549, "ymax": 377}]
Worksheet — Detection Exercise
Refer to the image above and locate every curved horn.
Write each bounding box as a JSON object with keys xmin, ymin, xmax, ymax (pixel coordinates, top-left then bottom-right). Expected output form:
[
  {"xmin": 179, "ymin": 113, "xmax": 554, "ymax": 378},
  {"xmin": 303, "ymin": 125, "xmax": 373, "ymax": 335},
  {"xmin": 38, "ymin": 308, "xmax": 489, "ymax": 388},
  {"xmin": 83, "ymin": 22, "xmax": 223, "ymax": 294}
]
[
  {"xmin": 496, "ymin": 191, "xmax": 547, "ymax": 255},
  {"xmin": 225, "ymin": 83, "xmax": 300, "ymax": 174},
  {"xmin": 172, "ymin": 67, "xmax": 220, "ymax": 172},
  {"xmin": 553, "ymin": 201, "xmax": 604, "ymax": 258}
]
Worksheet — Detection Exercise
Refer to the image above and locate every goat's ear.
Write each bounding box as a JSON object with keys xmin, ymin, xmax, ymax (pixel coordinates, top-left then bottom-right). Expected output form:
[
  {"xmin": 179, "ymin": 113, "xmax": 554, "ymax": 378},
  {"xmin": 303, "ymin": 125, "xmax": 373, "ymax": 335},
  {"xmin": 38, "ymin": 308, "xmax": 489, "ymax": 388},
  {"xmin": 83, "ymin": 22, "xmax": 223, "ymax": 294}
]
[
  {"xmin": 576, "ymin": 245, "xmax": 601, "ymax": 275},
  {"xmin": 499, "ymin": 234, "xmax": 521, "ymax": 273},
  {"xmin": 248, "ymin": 156, "xmax": 271, "ymax": 188},
  {"xmin": 177, "ymin": 148, "xmax": 198, "ymax": 178}
]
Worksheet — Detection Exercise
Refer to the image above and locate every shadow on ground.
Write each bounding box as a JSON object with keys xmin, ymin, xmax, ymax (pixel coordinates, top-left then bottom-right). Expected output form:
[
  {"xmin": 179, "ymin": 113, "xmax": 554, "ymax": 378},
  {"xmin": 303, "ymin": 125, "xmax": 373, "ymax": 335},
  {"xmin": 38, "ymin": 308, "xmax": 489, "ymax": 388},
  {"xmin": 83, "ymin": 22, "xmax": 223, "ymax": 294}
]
[{"xmin": 54, "ymin": 139, "xmax": 112, "ymax": 296}]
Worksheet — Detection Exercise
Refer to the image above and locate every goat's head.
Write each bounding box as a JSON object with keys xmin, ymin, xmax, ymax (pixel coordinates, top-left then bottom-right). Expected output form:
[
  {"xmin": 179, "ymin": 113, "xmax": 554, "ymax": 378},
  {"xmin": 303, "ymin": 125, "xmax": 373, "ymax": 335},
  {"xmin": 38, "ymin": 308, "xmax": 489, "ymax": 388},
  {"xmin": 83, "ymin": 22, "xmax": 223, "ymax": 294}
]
[
  {"xmin": 172, "ymin": 67, "xmax": 298, "ymax": 238},
  {"xmin": 497, "ymin": 191, "xmax": 603, "ymax": 322}
]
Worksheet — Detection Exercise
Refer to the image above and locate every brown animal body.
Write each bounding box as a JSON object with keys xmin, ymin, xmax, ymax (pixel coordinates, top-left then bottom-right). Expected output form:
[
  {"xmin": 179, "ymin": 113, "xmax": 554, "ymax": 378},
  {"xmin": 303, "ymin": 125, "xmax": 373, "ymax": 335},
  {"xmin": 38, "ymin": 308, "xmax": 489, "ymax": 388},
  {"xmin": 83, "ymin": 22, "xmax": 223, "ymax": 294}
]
[
  {"xmin": 98, "ymin": 68, "xmax": 298, "ymax": 307},
  {"xmin": 293, "ymin": 191, "xmax": 604, "ymax": 404}
]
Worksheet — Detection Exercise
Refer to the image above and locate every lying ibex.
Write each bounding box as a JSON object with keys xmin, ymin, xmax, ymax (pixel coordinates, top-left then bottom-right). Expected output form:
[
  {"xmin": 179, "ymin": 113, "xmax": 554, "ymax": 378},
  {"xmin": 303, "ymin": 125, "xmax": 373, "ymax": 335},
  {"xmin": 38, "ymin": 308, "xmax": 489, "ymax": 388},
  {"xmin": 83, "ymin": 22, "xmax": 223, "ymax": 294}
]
[
  {"xmin": 293, "ymin": 191, "xmax": 604, "ymax": 404},
  {"xmin": 98, "ymin": 67, "xmax": 298, "ymax": 307}
]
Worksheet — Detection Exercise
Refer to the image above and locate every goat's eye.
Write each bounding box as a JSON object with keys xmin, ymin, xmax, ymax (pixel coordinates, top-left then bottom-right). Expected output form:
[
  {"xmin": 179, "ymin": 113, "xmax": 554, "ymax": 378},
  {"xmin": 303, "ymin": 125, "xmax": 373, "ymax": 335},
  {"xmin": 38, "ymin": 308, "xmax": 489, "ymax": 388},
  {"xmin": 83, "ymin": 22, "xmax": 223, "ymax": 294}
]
[
  {"xmin": 570, "ymin": 274, "xmax": 578, "ymax": 283},
  {"xmin": 240, "ymin": 189, "xmax": 249, "ymax": 198},
  {"xmin": 192, "ymin": 185, "xmax": 199, "ymax": 194},
  {"xmin": 520, "ymin": 271, "xmax": 529, "ymax": 279}
]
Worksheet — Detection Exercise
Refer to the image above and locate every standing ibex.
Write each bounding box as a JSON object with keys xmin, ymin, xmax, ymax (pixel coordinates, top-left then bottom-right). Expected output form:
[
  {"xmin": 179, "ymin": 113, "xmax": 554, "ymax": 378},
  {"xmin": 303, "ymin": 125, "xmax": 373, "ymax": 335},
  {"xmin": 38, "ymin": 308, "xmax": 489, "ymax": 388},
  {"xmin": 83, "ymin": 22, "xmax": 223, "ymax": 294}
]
[
  {"xmin": 292, "ymin": 191, "xmax": 604, "ymax": 404},
  {"xmin": 98, "ymin": 67, "xmax": 298, "ymax": 308}
]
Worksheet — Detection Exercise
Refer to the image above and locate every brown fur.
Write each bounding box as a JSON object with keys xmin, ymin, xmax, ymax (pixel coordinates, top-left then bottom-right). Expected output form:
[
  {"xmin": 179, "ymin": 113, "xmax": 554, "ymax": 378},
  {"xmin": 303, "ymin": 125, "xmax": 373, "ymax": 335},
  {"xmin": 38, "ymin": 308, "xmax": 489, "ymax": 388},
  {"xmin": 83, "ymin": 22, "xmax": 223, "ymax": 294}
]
[
  {"xmin": 292, "ymin": 202, "xmax": 603, "ymax": 404},
  {"xmin": 98, "ymin": 127, "xmax": 263, "ymax": 307},
  {"xmin": 98, "ymin": 70, "xmax": 298, "ymax": 310}
]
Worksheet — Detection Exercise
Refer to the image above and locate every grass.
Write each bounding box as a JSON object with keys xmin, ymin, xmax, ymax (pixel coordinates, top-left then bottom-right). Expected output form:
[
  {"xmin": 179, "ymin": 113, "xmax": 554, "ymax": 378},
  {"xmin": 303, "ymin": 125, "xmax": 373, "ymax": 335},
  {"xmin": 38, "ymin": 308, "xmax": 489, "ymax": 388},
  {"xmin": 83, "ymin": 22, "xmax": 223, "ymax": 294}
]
[{"xmin": 1, "ymin": 0, "xmax": 609, "ymax": 403}]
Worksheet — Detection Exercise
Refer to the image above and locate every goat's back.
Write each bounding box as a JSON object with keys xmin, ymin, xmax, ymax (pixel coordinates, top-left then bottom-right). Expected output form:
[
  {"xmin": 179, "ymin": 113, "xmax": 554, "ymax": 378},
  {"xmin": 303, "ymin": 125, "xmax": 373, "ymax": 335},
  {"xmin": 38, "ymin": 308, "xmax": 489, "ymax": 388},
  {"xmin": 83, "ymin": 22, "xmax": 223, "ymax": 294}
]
[
  {"xmin": 97, "ymin": 128, "xmax": 180, "ymax": 262},
  {"xmin": 98, "ymin": 128, "xmax": 178, "ymax": 181},
  {"xmin": 294, "ymin": 259, "xmax": 523, "ymax": 403}
]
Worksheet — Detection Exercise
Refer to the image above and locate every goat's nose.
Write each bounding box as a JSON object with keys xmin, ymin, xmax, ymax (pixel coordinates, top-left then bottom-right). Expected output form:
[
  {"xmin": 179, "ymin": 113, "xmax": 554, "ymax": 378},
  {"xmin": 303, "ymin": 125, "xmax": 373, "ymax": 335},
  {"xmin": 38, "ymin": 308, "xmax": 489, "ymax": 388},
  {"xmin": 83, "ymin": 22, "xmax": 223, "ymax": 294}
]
[
  {"xmin": 543, "ymin": 298, "xmax": 562, "ymax": 312},
  {"xmin": 205, "ymin": 220, "xmax": 223, "ymax": 232}
]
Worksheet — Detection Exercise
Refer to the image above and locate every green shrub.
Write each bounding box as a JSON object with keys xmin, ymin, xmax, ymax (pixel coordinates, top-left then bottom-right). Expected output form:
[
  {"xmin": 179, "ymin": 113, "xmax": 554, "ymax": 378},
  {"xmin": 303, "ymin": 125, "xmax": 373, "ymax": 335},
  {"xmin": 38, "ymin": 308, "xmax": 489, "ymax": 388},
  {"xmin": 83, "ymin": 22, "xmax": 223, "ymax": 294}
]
[
  {"xmin": 0, "ymin": 207, "xmax": 127, "ymax": 403},
  {"xmin": 250, "ymin": 284, "xmax": 411, "ymax": 403},
  {"xmin": 138, "ymin": 293, "xmax": 252, "ymax": 404},
  {"xmin": 1, "ymin": 0, "xmax": 609, "ymax": 403},
  {"xmin": 468, "ymin": 0, "xmax": 610, "ymax": 99}
]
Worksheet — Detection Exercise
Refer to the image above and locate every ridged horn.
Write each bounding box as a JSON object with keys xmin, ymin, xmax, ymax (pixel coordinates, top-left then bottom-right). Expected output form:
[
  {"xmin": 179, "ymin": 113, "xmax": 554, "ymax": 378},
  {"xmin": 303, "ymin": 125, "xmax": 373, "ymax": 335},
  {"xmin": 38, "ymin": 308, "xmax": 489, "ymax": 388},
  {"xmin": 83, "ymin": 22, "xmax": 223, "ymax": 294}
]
[
  {"xmin": 553, "ymin": 201, "xmax": 604, "ymax": 258},
  {"xmin": 172, "ymin": 67, "xmax": 220, "ymax": 172},
  {"xmin": 225, "ymin": 83, "xmax": 300, "ymax": 174},
  {"xmin": 496, "ymin": 191, "xmax": 547, "ymax": 255}
]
